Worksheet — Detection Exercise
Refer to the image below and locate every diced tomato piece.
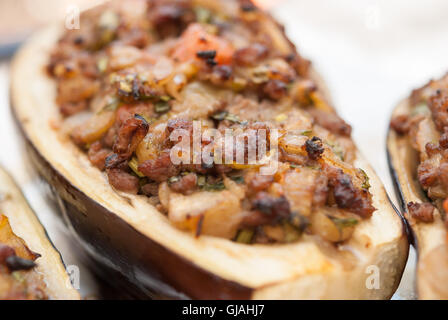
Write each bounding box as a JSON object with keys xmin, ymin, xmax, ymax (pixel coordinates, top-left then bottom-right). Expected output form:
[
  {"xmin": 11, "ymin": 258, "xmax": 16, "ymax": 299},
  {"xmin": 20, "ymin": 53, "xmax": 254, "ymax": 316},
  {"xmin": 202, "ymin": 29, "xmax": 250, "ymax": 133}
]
[{"xmin": 171, "ymin": 23, "xmax": 234, "ymax": 65}]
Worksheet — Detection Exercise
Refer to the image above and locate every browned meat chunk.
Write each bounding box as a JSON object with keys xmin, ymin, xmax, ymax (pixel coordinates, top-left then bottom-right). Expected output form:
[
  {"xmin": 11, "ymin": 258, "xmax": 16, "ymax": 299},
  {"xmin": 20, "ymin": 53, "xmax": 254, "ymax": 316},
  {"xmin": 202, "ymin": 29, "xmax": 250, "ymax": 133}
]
[
  {"xmin": 313, "ymin": 174, "xmax": 329, "ymax": 207},
  {"xmin": 60, "ymin": 101, "xmax": 88, "ymax": 117},
  {"xmin": 105, "ymin": 154, "xmax": 139, "ymax": 194},
  {"xmin": 390, "ymin": 114, "xmax": 411, "ymax": 135},
  {"xmin": 418, "ymin": 160, "xmax": 438, "ymax": 189},
  {"xmin": 325, "ymin": 165, "xmax": 375, "ymax": 218},
  {"xmin": 147, "ymin": 0, "xmax": 194, "ymax": 38},
  {"xmin": 309, "ymin": 109, "xmax": 352, "ymax": 136},
  {"xmin": 140, "ymin": 182, "xmax": 159, "ymax": 197},
  {"xmin": 429, "ymin": 89, "xmax": 448, "ymax": 131},
  {"xmin": 106, "ymin": 167, "xmax": 139, "ymax": 194},
  {"xmin": 113, "ymin": 115, "xmax": 149, "ymax": 159},
  {"xmin": 247, "ymin": 173, "xmax": 274, "ymax": 195},
  {"xmin": 262, "ymin": 79, "xmax": 288, "ymax": 100},
  {"xmin": 88, "ymin": 141, "xmax": 112, "ymax": 170},
  {"xmin": 407, "ymin": 202, "xmax": 434, "ymax": 223},
  {"xmin": 169, "ymin": 173, "xmax": 198, "ymax": 195},
  {"xmin": 138, "ymin": 151, "xmax": 181, "ymax": 182},
  {"xmin": 234, "ymin": 43, "xmax": 269, "ymax": 66}
]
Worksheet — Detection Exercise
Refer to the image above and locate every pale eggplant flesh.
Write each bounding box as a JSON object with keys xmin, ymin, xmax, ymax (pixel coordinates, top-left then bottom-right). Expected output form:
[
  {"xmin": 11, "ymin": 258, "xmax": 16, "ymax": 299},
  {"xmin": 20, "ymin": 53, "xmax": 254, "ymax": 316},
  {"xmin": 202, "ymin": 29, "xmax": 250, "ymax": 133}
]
[
  {"xmin": 388, "ymin": 99, "xmax": 448, "ymax": 300},
  {"xmin": 0, "ymin": 167, "xmax": 80, "ymax": 300},
  {"xmin": 10, "ymin": 9, "xmax": 408, "ymax": 299}
]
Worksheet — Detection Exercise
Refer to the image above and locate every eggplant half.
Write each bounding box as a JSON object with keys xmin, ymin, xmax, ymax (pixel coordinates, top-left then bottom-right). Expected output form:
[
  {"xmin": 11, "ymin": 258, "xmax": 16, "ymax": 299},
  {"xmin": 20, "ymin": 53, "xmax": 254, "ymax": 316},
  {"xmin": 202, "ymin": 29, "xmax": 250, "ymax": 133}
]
[
  {"xmin": 388, "ymin": 89, "xmax": 448, "ymax": 299},
  {"xmin": 11, "ymin": 0, "xmax": 408, "ymax": 299},
  {"xmin": 0, "ymin": 166, "xmax": 79, "ymax": 299}
]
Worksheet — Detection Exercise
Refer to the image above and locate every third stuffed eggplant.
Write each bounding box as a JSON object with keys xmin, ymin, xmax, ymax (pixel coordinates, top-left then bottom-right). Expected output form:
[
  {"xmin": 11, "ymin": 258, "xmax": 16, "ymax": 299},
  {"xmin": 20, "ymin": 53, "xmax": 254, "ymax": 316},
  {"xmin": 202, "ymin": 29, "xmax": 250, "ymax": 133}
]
[{"xmin": 0, "ymin": 166, "xmax": 79, "ymax": 299}]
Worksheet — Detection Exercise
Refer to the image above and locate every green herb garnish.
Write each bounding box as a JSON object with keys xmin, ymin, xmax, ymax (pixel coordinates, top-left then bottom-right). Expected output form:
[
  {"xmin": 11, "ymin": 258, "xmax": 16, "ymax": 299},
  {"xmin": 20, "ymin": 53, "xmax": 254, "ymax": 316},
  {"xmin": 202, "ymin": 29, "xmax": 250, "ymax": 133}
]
[
  {"xmin": 289, "ymin": 212, "xmax": 309, "ymax": 233},
  {"xmin": 224, "ymin": 113, "xmax": 241, "ymax": 123},
  {"xmin": 282, "ymin": 221, "xmax": 301, "ymax": 243},
  {"xmin": 99, "ymin": 97, "xmax": 120, "ymax": 113},
  {"xmin": 235, "ymin": 229, "xmax": 254, "ymax": 244},
  {"xmin": 95, "ymin": 11, "xmax": 119, "ymax": 49},
  {"xmin": 211, "ymin": 111, "xmax": 246, "ymax": 125},
  {"xmin": 211, "ymin": 111, "xmax": 228, "ymax": 121},
  {"xmin": 359, "ymin": 169, "xmax": 371, "ymax": 190},
  {"xmin": 119, "ymin": 81, "xmax": 132, "ymax": 93},
  {"xmin": 301, "ymin": 130, "xmax": 313, "ymax": 137},
  {"xmin": 97, "ymin": 57, "xmax": 108, "ymax": 73},
  {"xmin": 411, "ymin": 103, "xmax": 429, "ymax": 117},
  {"xmin": 231, "ymin": 78, "xmax": 247, "ymax": 92},
  {"xmin": 12, "ymin": 272, "xmax": 25, "ymax": 283},
  {"xmin": 155, "ymin": 101, "xmax": 171, "ymax": 114},
  {"xmin": 129, "ymin": 157, "xmax": 145, "ymax": 178},
  {"xmin": 168, "ymin": 176, "xmax": 181, "ymax": 185},
  {"xmin": 160, "ymin": 95, "xmax": 172, "ymax": 102},
  {"xmin": 197, "ymin": 175, "xmax": 206, "ymax": 188},
  {"xmin": 202, "ymin": 181, "xmax": 226, "ymax": 191},
  {"xmin": 195, "ymin": 7, "xmax": 212, "ymax": 24},
  {"xmin": 327, "ymin": 140, "xmax": 344, "ymax": 161},
  {"xmin": 329, "ymin": 216, "xmax": 359, "ymax": 229},
  {"xmin": 230, "ymin": 176, "xmax": 245, "ymax": 184}
]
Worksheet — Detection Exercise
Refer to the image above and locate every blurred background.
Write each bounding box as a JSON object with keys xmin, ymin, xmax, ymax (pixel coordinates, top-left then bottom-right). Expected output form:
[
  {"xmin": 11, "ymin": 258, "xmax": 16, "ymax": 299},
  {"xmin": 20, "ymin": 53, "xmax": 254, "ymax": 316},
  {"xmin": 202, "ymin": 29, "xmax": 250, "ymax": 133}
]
[{"xmin": 2, "ymin": 0, "xmax": 448, "ymax": 299}]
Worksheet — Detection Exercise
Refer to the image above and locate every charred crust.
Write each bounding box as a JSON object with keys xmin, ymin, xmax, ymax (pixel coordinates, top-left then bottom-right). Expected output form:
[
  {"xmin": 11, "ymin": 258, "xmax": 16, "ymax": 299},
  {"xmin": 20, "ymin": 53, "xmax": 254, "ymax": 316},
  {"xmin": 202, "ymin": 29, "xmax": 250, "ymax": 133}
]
[
  {"xmin": 305, "ymin": 136, "xmax": 324, "ymax": 160},
  {"xmin": 240, "ymin": 0, "xmax": 257, "ymax": 12},
  {"xmin": 5, "ymin": 256, "xmax": 36, "ymax": 272},
  {"xmin": 196, "ymin": 50, "xmax": 217, "ymax": 60},
  {"xmin": 252, "ymin": 192, "xmax": 290, "ymax": 219}
]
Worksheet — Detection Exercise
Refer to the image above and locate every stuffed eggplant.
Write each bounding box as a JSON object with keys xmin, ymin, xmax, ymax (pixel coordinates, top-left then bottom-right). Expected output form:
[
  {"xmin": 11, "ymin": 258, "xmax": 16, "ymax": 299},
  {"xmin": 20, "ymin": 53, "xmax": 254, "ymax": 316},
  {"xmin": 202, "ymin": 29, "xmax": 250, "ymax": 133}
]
[
  {"xmin": 388, "ymin": 74, "xmax": 448, "ymax": 299},
  {"xmin": 11, "ymin": 0, "xmax": 407, "ymax": 299},
  {"xmin": 0, "ymin": 167, "xmax": 79, "ymax": 300}
]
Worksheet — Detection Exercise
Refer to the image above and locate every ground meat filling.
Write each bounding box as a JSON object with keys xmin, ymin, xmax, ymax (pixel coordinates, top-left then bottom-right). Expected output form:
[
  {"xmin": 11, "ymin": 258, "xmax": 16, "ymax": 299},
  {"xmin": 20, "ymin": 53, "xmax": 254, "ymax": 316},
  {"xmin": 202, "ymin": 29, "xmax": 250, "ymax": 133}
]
[{"xmin": 49, "ymin": 0, "xmax": 374, "ymax": 244}]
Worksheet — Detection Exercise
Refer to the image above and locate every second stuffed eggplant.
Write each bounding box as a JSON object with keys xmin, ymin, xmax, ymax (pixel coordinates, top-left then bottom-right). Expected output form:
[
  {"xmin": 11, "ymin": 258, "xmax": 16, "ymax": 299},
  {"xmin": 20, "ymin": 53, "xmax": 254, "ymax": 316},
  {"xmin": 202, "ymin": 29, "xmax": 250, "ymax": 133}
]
[{"xmin": 389, "ymin": 74, "xmax": 448, "ymax": 299}]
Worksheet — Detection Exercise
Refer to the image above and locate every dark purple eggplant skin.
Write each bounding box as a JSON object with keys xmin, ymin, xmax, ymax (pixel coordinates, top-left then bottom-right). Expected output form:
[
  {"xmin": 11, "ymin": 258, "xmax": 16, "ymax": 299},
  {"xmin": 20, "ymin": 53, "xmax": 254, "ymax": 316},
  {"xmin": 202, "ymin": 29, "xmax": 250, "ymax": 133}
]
[
  {"xmin": 386, "ymin": 132, "xmax": 416, "ymax": 248},
  {"xmin": 12, "ymin": 106, "xmax": 252, "ymax": 300}
]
